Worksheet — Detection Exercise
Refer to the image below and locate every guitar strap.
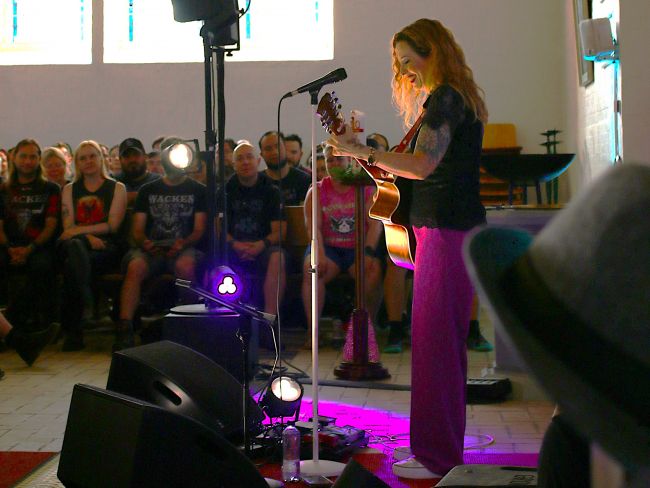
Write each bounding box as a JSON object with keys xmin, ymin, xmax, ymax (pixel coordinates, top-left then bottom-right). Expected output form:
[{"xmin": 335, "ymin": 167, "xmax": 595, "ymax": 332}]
[{"xmin": 393, "ymin": 112, "xmax": 426, "ymax": 154}]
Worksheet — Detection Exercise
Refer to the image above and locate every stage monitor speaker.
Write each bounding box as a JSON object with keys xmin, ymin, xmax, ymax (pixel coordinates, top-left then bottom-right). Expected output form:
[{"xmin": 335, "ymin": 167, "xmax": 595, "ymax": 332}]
[
  {"xmin": 436, "ymin": 464, "xmax": 537, "ymax": 487},
  {"xmin": 162, "ymin": 306, "xmax": 258, "ymax": 383},
  {"xmin": 58, "ymin": 384, "xmax": 269, "ymax": 488},
  {"xmin": 332, "ymin": 459, "xmax": 390, "ymax": 487},
  {"xmin": 171, "ymin": 0, "xmax": 238, "ymax": 23},
  {"xmin": 106, "ymin": 341, "xmax": 264, "ymax": 442}
]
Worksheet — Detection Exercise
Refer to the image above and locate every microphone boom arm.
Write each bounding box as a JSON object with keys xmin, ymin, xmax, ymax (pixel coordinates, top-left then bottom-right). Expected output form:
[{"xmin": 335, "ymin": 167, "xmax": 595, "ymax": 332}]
[{"xmin": 175, "ymin": 279, "xmax": 277, "ymax": 326}]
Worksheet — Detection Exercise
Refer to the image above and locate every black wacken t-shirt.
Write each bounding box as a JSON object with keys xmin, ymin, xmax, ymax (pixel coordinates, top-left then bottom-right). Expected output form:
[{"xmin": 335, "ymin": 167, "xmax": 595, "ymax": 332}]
[
  {"xmin": 0, "ymin": 179, "xmax": 61, "ymax": 246},
  {"xmin": 134, "ymin": 177, "xmax": 207, "ymax": 243},
  {"xmin": 409, "ymin": 84, "xmax": 486, "ymax": 230}
]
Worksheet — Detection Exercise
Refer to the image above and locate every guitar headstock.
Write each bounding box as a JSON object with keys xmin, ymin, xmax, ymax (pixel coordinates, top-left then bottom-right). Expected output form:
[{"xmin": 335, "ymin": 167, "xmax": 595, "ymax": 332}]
[{"xmin": 317, "ymin": 92, "xmax": 346, "ymax": 136}]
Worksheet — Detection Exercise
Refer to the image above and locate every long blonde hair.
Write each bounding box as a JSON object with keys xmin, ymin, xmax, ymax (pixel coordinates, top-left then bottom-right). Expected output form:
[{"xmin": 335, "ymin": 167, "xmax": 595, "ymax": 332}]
[
  {"xmin": 73, "ymin": 140, "xmax": 111, "ymax": 182},
  {"xmin": 391, "ymin": 19, "xmax": 488, "ymax": 128}
]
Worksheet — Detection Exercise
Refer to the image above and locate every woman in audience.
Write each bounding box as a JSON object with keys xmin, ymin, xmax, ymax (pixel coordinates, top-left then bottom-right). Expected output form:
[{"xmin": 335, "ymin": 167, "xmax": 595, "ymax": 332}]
[
  {"xmin": 107, "ymin": 144, "xmax": 122, "ymax": 177},
  {"xmin": 41, "ymin": 147, "xmax": 69, "ymax": 188},
  {"xmin": 58, "ymin": 140, "xmax": 127, "ymax": 351},
  {"xmin": 53, "ymin": 142, "xmax": 74, "ymax": 180}
]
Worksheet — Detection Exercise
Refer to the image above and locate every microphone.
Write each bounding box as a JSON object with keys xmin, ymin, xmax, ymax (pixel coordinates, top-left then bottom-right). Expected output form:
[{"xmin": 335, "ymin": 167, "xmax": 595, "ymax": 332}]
[{"xmin": 283, "ymin": 68, "xmax": 347, "ymax": 98}]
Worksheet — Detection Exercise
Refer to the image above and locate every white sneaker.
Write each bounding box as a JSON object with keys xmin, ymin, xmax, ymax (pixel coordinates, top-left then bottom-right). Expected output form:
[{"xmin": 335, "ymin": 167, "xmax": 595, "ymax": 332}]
[
  {"xmin": 392, "ymin": 457, "xmax": 442, "ymax": 479},
  {"xmin": 393, "ymin": 446, "xmax": 412, "ymax": 461}
]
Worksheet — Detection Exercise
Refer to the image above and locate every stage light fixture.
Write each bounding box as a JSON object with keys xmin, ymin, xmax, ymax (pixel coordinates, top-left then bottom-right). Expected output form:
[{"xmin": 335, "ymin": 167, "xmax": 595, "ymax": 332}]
[
  {"xmin": 161, "ymin": 139, "xmax": 200, "ymax": 172},
  {"xmin": 260, "ymin": 376, "xmax": 304, "ymax": 419},
  {"xmin": 209, "ymin": 265, "xmax": 243, "ymax": 302}
]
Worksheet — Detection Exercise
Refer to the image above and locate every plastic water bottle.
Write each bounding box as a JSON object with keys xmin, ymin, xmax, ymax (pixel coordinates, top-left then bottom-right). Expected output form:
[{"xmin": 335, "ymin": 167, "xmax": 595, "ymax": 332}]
[{"xmin": 282, "ymin": 424, "xmax": 301, "ymax": 482}]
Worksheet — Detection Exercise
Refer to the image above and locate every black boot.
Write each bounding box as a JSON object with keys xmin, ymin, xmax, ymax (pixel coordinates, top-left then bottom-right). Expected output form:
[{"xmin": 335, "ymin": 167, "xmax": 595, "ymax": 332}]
[
  {"xmin": 113, "ymin": 320, "xmax": 135, "ymax": 352},
  {"xmin": 383, "ymin": 320, "xmax": 405, "ymax": 354},
  {"xmin": 5, "ymin": 323, "xmax": 59, "ymax": 366},
  {"xmin": 466, "ymin": 320, "xmax": 493, "ymax": 352}
]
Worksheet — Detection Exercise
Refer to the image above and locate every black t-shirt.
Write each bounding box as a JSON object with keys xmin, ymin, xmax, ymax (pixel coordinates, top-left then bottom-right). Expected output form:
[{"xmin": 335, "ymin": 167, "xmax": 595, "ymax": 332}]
[
  {"xmin": 134, "ymin": 178, "xmax": 207, "ymax": 242},
  {"xmin": 72, "ymin": 179, "xmax": 117, "ymax": 226},
  {"xmin": 409, "ymin": 84, "xmax": 486, "ymax": 230},
  {"xmin": 0, "ymin": 180, "xmax": 61, "ymax": 246},
  {"xmin": 116, "ymin": 171, "xmax": 160, "ymax": 193},
  {"xmin": 266, "ymin": 167, "xmax": 311, "ymax": 206},
  {"xmin": 218, "ymin": 173, "xmax": 284, "ymax": 242}
]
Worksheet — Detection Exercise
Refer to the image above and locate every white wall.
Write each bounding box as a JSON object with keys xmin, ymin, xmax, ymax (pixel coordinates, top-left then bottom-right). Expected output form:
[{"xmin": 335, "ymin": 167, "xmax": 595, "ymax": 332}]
[
  {"xmin": 1, "ymin": 0, "xmax": 569, "ymax": 185},
  {"xmin": 619, "ymin": 1, "xmax": 650, "ymax": 165}
]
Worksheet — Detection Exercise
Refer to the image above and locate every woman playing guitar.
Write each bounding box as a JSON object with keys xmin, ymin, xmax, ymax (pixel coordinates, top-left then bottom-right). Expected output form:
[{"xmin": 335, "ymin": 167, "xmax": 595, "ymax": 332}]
[{"xmin": 327, "ymin": 18, "xmax": 488, "ymax": 479}]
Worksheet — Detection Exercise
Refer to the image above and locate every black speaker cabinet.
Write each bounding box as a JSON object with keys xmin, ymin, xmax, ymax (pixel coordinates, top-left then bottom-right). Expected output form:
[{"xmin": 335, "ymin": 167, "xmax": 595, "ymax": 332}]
[
  {"xmin": 171, "ymin": 0, "xmax": 238, "ymax": 22},
  {"xmin": 163, "ymin": 305, "xmax": 258, "ymax": 383},
  {"xmin": 106, "ymin": 341, "xmax": 264, "ymax": 442},
  {"xmin": 58, "ymin": 384, "xmax": 269, "ymax": 488}
]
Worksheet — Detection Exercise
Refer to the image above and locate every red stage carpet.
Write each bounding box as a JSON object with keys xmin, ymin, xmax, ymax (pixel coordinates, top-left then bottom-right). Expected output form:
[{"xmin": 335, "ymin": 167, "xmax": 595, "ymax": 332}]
[
  {"xmin": 259, "ymin": 452, "xmax": 538, "ymax": 487},
  {"xmin": 0, "ymin": 451, "xmax": 57, "ymax": 488}
]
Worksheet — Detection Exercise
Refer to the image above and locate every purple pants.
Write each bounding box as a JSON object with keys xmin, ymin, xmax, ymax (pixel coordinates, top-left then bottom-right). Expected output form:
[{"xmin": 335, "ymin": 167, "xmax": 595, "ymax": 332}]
[{"xmin": 410, "ymin": 227, "xmax": 474, "ymax": 475}]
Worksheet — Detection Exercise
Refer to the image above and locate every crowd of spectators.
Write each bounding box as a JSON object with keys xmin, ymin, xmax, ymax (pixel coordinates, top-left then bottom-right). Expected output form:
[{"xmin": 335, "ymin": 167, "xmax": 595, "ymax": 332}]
[{"xmin": 1, "ymin": 130, "xmax": 489, "ymax": 369}]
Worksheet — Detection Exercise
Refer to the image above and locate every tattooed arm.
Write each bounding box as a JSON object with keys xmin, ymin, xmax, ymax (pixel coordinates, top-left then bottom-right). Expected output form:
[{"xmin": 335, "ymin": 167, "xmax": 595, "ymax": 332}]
[{"xmin": 327, "ymin": 122, "xmax": 451, "ymax": 180}]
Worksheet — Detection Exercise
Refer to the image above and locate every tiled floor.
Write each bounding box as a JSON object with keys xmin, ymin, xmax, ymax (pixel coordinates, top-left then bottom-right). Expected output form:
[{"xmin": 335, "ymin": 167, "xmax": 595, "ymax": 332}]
[{"xmin": 0, "ymin": 310, "xmax": 554, "ymax": 458}]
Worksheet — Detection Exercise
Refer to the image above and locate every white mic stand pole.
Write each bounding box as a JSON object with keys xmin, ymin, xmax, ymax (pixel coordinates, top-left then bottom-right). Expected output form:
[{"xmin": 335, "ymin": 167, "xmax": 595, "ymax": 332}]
[{"xmin": 300, "ymin": 89, "xmax": 345, "ymax": 477}]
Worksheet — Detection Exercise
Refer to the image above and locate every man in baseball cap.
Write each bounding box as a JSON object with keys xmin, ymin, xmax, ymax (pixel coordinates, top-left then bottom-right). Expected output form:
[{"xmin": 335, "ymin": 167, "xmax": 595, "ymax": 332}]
[{"xmin": 116, "ymin": 137, "xmax": 160, "ymax": 206}]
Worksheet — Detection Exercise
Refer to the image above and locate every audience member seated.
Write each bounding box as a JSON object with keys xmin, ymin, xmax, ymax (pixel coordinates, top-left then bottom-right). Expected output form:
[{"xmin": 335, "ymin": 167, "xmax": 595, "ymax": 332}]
[
  {"xmin": 151, "ymin": 135, "xmax": 165, "ymax": 152},
  {"xmin": 0, "ymin": 148, "xmax": 8, "ymax": 183},
  {"xmin": 53, "ymin": 141, "xmax": 74, "ymax": 181},
  {"xmin": 41, "ymin": 146, "xmax": 69, "ymax": 188},
  {"xmin": 301, "ymin": 144, "xmax": 327, "ymax": 181},
  {"xmin": 107, "ymin": 144, "xmax": 122, "ymax": 177},
  {"xmin": 301, "ymin": 145, "xmax": 383, "ymax": 336},
  {"xmin": 0, "ymin": 139, "xmax": 60, "ymax": 334},
  {"xmin": 146, "ymin": 151, "xmax": 164, "ymax": 175},
  {"xmin": 260, "ymin": 131, "xmax": 311, "ymax": 205},
  {"xmin": 117, "ymin": 136, "xmax": 207, "ymax": 351},
  {"xmin": 284, "ymin": 134, "xmax": 304, "ymax": 169},
  {"xmin": 0, "ymin": 310, "xmax": 58, "ymax": 366},
  {"xmin": 116, "ymin": 138, "xmax": 161, "ymax": 207},
  {"xmin": 59, "ymin": 140, "xmax": 127, "ymax": 351},
  {"xmin": 216, "ymin": 138, "xmax": 236, "ymax": 181},
  {"xmin": 217, "ymin": 143, "xmax": 286, "ymax": 315}
]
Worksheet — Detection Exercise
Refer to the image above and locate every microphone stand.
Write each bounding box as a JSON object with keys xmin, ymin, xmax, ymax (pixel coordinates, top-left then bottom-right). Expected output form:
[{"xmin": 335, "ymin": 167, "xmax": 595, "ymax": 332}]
[
  {"xmin": 175, "ymin": 279, "xmax": 275, "ymax": 457},
  {"xmin": 299, "ymin": 90, "xmax": 346, "ymax": 477}
]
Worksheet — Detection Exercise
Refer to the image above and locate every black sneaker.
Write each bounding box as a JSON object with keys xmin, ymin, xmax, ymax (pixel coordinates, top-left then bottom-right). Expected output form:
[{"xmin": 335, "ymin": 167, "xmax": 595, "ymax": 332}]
[
  {"xmin": 113, "ymin": 321, "xmax": 135, "ymax": 352},
  {"xmin": 466, "ymin": 322, "xmax": 494, "ymax": 352},
  {"xmin": 6, "ymin": 323, "xmax": 60, "ymax": 366}
]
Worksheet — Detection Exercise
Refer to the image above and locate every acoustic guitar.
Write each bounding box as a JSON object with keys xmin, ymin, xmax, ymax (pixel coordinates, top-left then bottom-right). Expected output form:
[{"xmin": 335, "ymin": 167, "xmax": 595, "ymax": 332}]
[{"xmin": 317, "ymin": 92, "xmax": 417, "ymax": 270}]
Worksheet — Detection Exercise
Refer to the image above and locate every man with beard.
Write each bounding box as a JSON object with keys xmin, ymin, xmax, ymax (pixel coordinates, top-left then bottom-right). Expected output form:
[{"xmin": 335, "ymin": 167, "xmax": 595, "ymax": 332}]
[
  {"xmin": 116, "ymin": 138, "xmax": 160, "ymax": 207},
  {"xmin": 0, "ymin": 138, "xmax": 60, "ymax": 335},
  {"xmin": 116, "ymin": 137, "xmax": 206, "ymax": 350},
  {"xmin": 259, "ymin": 131, "xmax": 310, "ymax": 206}
]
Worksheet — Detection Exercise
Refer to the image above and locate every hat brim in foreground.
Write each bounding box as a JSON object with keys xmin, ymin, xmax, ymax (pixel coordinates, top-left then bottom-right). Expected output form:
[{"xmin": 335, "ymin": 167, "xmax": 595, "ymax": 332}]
[{"xmin": 463, "ymin": 226, "xmax": 650, "ymax": 468}]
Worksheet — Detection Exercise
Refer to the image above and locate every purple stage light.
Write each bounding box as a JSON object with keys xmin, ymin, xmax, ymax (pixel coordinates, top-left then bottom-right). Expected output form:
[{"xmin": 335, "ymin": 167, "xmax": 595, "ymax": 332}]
[{"xmin": 209, "ymin": 265, "xmax": 243, "ymax": 301}]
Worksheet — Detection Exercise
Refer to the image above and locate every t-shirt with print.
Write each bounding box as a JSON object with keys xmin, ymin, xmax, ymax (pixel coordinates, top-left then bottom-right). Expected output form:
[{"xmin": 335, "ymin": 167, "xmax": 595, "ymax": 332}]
[
  {"xmin": 217, "ymin": 172, "xmax": 284, "ymax": 242},
  {"xmin": 318, "ymin": 176, "xmax": 373, "ymax": 249},
  {"xmin": 0, "ymin": 180, "xmax": 60, "ymax": 246},
  {"xmin": 266, "ymin": 166, "xmax": 311, "ymax": 206},
  {"xmin": 134, "ymin": 177, "xmax": 207, "ymax": 243}
]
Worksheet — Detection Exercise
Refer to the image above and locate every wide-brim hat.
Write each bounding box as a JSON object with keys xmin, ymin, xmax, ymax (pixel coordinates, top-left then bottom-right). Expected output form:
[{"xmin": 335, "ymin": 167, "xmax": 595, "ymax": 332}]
[{"xmin": 463, "ymin": 163, "xmax": 650, "ymax": 469}]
